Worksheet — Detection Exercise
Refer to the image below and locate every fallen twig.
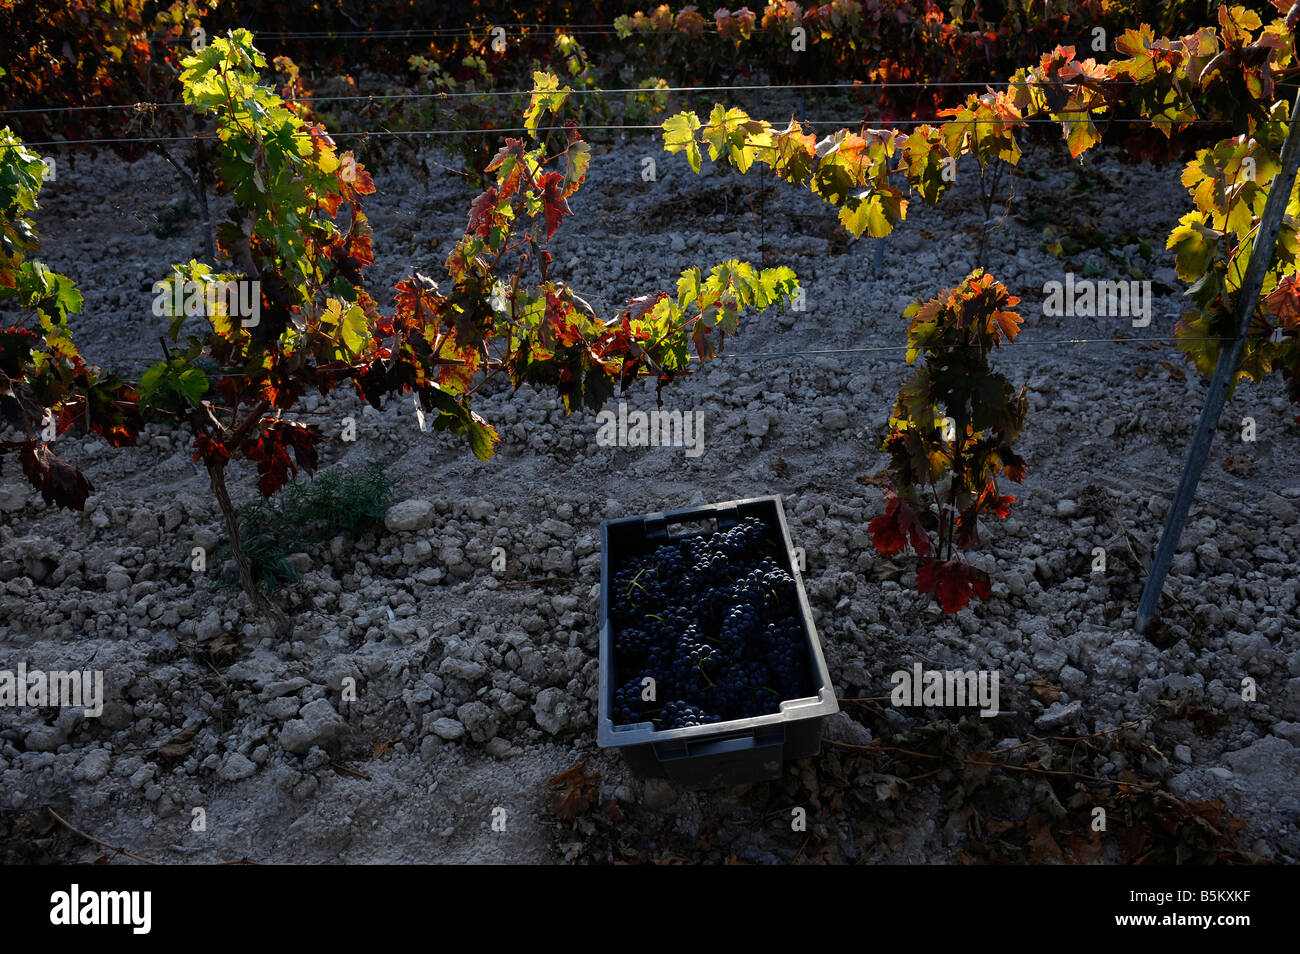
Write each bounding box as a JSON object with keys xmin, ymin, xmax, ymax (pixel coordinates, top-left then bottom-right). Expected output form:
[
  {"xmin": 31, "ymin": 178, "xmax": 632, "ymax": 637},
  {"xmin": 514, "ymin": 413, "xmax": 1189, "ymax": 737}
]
[
  {"xmin": 205, "ymin": 659, "xmax": 229, "ymax": 689},
  {"xmin": 988, "ymin": 706, "xmax": 1163, "ymax": 754},
  {"xmin": 739, "ymin": 804, "xmax": 806, "ymax": 826},
  {"xmin": 330, "ymin": 761, "xmax": 371, "ymax": 781},
  {"xmin": 821, "ymin": 737, "xmax": 1161, "ymax": 789},
  {"xmin": 839, "ymin": 698, "xmax": 892, "ymax": 721},
  {"xmin": 960, "ymin": 759, "xmax": 1156, "ymax": 787},
  {"xmin": 1114, "ymin": 510, "xmax": 1150, "ymax": 574},
  {"xmin": 45, "ymin": 806, "xmax": 158, "ymax": 865},
  {"xmin": 499, "ymin": 576, "xmax": 580, "ymax": 587},
  {"xmin": 791, "ymin": 833, "xmax": 812, "ymax": 864}
]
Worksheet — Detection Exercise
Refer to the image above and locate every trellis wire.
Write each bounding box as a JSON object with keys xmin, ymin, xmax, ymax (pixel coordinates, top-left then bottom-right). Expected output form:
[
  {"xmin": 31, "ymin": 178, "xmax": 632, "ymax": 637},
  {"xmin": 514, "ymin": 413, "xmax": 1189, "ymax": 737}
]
[
  {"xmin": 8, "ymin": 114, "xmax": 1250, "ymax": 150},
  {"xmin": 95, "ymin": 337, "xmax": 1239, "ymax": 374},
  {"xmin": 0, "ymin": 78, "xmax": 1076, "ymax": 116}
]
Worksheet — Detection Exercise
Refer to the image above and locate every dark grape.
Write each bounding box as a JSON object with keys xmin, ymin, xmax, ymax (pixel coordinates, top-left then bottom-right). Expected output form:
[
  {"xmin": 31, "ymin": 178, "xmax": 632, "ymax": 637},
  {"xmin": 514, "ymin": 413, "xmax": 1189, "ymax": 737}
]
[
  {"xmin": 709, "ymin": 661, "xmax": 778, "ymax": 719},
  {"xmin": 647, "ymin": 544, "xmax": 687, "ymax": 587},
  {"xmin": 614, "ymin": 626, "xmax": 655, "ymax": 659},
  {"xmin": 607, "ymin": 516, "xmax": 808, "ymax": 732},
  {"xmin": 717, "ymin": 603, "xmax": 762, "ymax": 656},
  {"xmin": 669, "ymin": 622, "xmax": 722, "ymax": 695},
  {"xmin": 691, "ymin": 550, "xmax": 733, "ymax": 589},
  {"xmin": 708, "ymin": 516, "xmax": 769, "ymax": 561},
  {"xmin": 657, "ymin": 700, "xmax": 722, "ymax": 729},
  {"xmin": 612, "ymin": 672, "xmax": 662, "ymax": 726},
  {"xmin": 763, "ymin": 614, "xmax": 811, "ymax": 697}
]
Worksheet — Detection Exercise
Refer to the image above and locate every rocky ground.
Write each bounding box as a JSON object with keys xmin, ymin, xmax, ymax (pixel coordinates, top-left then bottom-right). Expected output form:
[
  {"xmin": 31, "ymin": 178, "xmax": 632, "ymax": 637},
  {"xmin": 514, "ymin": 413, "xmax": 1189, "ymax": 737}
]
[{"xmin": 1, "ymin": 105, "xmax": 1298, "ymax": 863}]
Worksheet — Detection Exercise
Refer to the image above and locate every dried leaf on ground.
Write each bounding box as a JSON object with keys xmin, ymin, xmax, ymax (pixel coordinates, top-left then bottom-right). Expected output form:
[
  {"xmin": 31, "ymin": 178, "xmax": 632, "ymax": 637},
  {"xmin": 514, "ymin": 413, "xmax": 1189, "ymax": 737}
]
[
  {"xmin": 206, "ymin": 632, "xmax": 238, "ymax": 664},
  {"xmin": 544, "ymin": 761, "xmax": 599, "ymax": 819},
  {"xmin": 1027, "ymin": 680, "xmax": 1063, "ymax": 704},
  {"xmin": 153, "ymin": 722, "xmax": 201, "ymax": 762}
]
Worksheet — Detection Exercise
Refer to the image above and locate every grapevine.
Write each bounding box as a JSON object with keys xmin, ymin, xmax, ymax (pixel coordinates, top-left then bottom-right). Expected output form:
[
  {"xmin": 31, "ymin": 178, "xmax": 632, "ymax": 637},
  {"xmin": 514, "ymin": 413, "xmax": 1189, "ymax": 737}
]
[
  {"xmin": 2, "ymin": 32, "xmax": 803, "ymax": 636},
  {"xmin": 0, "ymin": 128, "xmax": 139, "ymax": 511},
  {"xmin": 869, "ymin": 270, "xmax": 1028, "ymax": 613},
  {"xmin": 660, "ymin": 3, "xmax": 1300, "ymax": 608}
]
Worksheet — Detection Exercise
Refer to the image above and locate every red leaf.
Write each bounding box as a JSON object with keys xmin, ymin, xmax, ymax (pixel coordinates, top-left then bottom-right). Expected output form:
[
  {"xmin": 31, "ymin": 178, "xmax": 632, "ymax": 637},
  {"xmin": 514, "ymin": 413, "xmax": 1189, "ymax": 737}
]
[
  {"xmin": 991, "ymin": 307, "xmax": 1022, "ymax": 343},
  {"xmin": 868, "ymin": 492, "xmax": 932, "ymax": 556},
  {"xmin": 242, "ymin": 422, "xmax": 323, "ymax": 497},
  {"xmin": 985, "ymin": 492, "xmax": 1014, "ymax": 519},
  {"xmin": 484, "ymin": 138, "xmax": 526, "ymax": 199},
  {"xmin": 917, "ymin": 559, "xmax": 992, "ymax": 613},
  {"xmin": 624, "ymin": 293, "xmax": 664, "ymax": 323},
  {"xmin": 466, "ymin": 186, "xmax": 500, "ymax": 237},
  {"xmin": 338, "ymin": 151, "xmax": 376, "ymax": 197},
  {"xmin": 19, "ymin": 442, "xmax": 92, "ymax": 510},
  {"xmin": 539, "ymin": 171, "xmax": 571, "ymax": 239},
  {"xmin": 0, "ymin": 328, "xmax": 38, "ymax": 378},
  {"xmin": 957, "ymin": 484, "xmax": 1016, "ymax": 550},
  {"xmin": 392, "ymin": 276, "xmax": 444, "ymax": 326},
  {"xmin": 689, "ymin": 319, "xmax": 716, "ymax": 361},
  {"xmin": 82, "ymin": 373, "xmax": 141, "ymax": 448},
  {"xmin": 956, "ymin": 501, "xmax": 981, "ymax": 551},
  {"xmin": 192, "ymin": 433, "xmax": 230, "ymax": 467},
  {"xmin": 1265, "ymin": 274, "xmax": 1300, "ymax": 326},
  {"xmin": 1001, "ymin": 448, "xmax": 1028, "ymax": 483},
  {"xmin": 544, "ymin": 290, "xmax": 582, "ymax": 348},
  {"xmin": 484, "ymin": 138, "xmax": 525, "ymax": 174}
]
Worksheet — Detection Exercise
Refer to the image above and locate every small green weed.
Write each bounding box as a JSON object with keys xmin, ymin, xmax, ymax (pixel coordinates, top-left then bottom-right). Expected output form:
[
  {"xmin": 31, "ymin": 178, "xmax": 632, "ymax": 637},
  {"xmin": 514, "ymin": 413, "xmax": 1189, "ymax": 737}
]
[{"xmin": 215, "ymin": 461, "xmax": 406, "ymax": 592}]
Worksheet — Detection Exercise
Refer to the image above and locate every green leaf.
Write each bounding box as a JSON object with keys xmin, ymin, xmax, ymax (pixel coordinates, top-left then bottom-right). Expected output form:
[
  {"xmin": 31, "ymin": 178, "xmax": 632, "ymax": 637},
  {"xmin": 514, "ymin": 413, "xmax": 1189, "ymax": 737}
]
[
  {"xmin": 525, "ymin": 71, "xmax": 570, "ymax": 140},
  {"xmin": 465, "ymin": 412, "xmax": 498, "ymax": 461},
  {"xmin": 676, "ymin": 266, "xmax": 702, "ymax": 310},
  {"xmin": 662, "ymin": 112, "xmax": 703, "ymax": 174},
  {"xmin": 839, "ymin": 191, "xmax": 903, "ymax": 239},
  {"xmin": 421, "ymin": 384, "xmax": 499, "ymax": 460},
  {"xmin": 1064, "ymin": 116, "xmax": 1100, "ymax": 159},
  {"xmin": 1167, "ymin": 211, "xmax": 1221, "ymax": 282},
  {"xmin": 562, "ymin": 140, "xmax": 591, "ymax": 197},
  {"xmin": 177, "ymin": 367, "xmax": 209, "ymax": 404},
  {"xmin": 753, "ymin": 265, "xmax": 797, "ymax": 307},
  {"xmin": 139, "ymin": 362, "xmax": 167, "ymax": 402},
  {"xmin": 340, "ymin": 302, "xmax": 368, "ymax": 356}
]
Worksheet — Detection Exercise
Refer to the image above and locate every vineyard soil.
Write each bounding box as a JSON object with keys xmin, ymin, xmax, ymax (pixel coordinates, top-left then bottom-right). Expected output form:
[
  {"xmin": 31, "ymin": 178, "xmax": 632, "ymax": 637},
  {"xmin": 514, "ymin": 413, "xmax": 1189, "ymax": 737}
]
[{"xmin": 2, "ymin": 133, "xmax": 1298, "ymax": 863}]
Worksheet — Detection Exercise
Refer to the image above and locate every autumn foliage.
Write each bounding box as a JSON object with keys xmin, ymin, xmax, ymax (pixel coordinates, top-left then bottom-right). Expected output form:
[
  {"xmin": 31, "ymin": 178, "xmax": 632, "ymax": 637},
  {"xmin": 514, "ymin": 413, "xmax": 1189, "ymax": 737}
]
[
  {"xmin": 868, "ymin": 271, "xmax": 1027, "ymax": 613},
  {"xmin": 2, "ymin": 33, "xmax": 803, "ymax": 630},
  {"xmin": 0, "ymin": 128, "xmax": 139, "ymax": 510},
  {"xmin": 4, "ymin": 4, "xmax": 1300, "ymax": 626},
  {"xmin": 663, "ymin": 3, "xmax": 1300, "ymax": 607}
]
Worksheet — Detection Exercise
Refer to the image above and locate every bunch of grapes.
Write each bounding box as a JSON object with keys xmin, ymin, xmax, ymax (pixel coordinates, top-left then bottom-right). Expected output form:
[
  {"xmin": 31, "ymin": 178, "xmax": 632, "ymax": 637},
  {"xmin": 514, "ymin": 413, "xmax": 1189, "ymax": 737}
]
[
  {"xmin": 607, "ymin": 516, "xmax": 813, "ymax": 728},
  {"xmin": 657, "ymin": 701, "xmax": 723, "ymax": 730},
  {"xmin": 760, "ymin": 614, "xmax": 808, "ymax": 698},
  {"xmin": 613, "ymin": 674, "xmax": 659, "ymax": 725}
]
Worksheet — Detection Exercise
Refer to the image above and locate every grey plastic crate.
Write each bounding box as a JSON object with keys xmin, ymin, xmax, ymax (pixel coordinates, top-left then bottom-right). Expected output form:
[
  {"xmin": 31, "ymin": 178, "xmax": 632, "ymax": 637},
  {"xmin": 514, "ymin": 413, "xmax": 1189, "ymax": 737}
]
[{"xmin": 597, "ymin": 495, "xmax": 838, "ymax": 787}]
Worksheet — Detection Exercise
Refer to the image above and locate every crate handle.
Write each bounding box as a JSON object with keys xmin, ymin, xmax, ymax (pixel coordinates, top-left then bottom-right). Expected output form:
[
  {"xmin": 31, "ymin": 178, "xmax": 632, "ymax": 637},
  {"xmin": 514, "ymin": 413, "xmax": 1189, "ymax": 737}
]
[
  {"xmin": 686, "ymin": 734, "xmax": 766, "ymax": 759},
  {"xmin": 654, "ymin": 727, "xmax": 785, "ymax": 761},
  {"xmin": 645, "ymin": 502, "xmax": 741, "ymax": 541}
]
